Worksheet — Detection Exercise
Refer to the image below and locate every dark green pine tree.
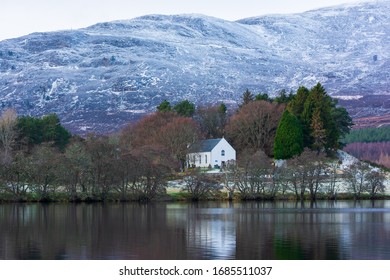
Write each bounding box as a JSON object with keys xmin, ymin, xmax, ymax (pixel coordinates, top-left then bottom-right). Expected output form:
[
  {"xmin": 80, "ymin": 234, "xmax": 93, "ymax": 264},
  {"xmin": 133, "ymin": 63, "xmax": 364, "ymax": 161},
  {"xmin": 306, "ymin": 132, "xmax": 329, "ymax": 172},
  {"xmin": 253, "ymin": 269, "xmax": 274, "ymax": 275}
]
[
  {"xmin": 274, "ymin": 89, "xmax": 294, "ymax": 104},
  {"xmin": 274, "ymin": 110, "xmax": 304, "ymax": 159},
  {"xmin": 255, "ymin": 93, "xmax": 272, "ymax": 102},
  {"xmin": 40, "ymin": 114, "xmax": 71, "ymax": 151},
  {"xmin": 16, "ymin": 114, "xmax": 71, "ymax": 151},
  {"xmin": 240, "ymin": 89, "xmax": 254, "ymax": 107},
  {"xmin": 156, "ymin": 100, "xmax": 172, "ymax": 112},
  {"xmin": 330, "ymin": 101, "xmax": 353, "ymax": 146},
  {"xmin": 287, "ymin": 86, "xmax": 310, "ymax": 117},
  {"xmin": 301, "ymin": 82, "xmax": 338, "ymax": 149},
  {"xmin": 218, "ymin": 103, "xmax": 227, "ymax": 128},
  {"xmin": 173, "ymin": 100, "xmax": 195, "ymax": 117},
  {"xmin": 218, "ymin": 103, "xmax": 227, "ymax": 115},
  {"xmin": 310, "ymin": 108, "xmax": 327, "ymax": 152}
]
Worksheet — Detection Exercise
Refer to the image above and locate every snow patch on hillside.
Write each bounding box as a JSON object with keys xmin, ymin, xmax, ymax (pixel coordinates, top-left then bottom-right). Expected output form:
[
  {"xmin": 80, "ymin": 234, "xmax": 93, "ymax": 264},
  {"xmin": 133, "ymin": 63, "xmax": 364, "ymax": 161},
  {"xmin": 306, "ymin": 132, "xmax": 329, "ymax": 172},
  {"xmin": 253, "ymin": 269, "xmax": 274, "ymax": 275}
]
[
  {"xmin": 337, "ymin": 150, "xmax": 359, "ymax": 170},
  {"xmin": 0, "ymin": 1, "xmax": 389, "ymax": 134}
]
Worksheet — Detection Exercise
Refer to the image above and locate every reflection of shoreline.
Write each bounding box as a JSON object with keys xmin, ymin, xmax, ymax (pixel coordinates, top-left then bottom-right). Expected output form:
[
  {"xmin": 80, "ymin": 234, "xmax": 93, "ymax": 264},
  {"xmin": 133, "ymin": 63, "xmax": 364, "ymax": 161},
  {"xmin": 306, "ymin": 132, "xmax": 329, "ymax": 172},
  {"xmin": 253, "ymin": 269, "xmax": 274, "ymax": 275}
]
[
  {"xmin": 167, "ymin": 203, "xmax": 236, "ymax": 259},
  {"xmin": 1, "ymin": 201, "xmax": 390, "ymax": 260}
]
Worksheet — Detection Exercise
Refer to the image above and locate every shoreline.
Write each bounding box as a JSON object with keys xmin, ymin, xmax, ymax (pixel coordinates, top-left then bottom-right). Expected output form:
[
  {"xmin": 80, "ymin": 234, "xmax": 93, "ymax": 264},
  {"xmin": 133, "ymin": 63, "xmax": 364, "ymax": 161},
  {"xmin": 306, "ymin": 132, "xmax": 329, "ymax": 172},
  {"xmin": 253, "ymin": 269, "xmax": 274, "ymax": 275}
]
[{"xmin": 1, "ymin": 191, "xmax": 390, "ymax": 204}]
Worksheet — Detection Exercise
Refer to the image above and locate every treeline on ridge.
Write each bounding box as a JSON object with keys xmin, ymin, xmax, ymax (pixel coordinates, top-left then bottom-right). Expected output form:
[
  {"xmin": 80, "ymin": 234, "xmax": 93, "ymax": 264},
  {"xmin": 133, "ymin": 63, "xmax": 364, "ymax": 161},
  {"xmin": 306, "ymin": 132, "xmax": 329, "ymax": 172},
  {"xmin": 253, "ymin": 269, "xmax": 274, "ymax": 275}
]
[{"xmin": 2, "ymin": 82, "xmax": 386, "ymax": 203}]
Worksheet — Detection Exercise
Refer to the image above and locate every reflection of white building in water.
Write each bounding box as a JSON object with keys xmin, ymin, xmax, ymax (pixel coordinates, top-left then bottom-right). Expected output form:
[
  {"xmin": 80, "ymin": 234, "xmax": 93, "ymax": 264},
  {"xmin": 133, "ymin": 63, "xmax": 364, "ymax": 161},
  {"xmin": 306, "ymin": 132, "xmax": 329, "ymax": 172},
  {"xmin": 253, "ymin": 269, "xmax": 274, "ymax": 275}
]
[{"xmin": 166, "ymin": 204, "xmax": 236, "ymax": 259}]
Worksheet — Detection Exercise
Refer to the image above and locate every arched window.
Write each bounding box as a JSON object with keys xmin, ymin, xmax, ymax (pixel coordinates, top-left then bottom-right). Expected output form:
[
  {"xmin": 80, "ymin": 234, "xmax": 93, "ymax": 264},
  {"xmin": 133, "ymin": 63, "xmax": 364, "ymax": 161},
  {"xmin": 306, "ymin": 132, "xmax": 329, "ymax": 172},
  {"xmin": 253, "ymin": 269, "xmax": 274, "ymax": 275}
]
[{"xmin": 221, "ymin": 150, "xmax": 225, "ymax": 156}]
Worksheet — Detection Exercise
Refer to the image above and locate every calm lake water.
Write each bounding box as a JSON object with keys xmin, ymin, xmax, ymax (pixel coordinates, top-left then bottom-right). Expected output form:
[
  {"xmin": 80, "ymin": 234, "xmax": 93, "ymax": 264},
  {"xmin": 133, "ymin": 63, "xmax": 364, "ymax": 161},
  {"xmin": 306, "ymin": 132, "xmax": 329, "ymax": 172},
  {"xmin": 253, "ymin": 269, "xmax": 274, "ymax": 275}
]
[{"xmin": 1, "ymin": 201, "xmax": 390, "ymax": 260}]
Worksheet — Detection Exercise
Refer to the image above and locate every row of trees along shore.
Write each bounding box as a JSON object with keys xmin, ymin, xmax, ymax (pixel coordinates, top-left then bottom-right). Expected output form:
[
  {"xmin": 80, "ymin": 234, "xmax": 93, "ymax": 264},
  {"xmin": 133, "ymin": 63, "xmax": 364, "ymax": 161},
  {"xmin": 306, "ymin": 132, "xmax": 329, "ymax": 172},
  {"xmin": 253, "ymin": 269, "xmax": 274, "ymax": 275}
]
[{"xmin": 0, "ymin": 83, "xmax": 387, "ymax": 202}]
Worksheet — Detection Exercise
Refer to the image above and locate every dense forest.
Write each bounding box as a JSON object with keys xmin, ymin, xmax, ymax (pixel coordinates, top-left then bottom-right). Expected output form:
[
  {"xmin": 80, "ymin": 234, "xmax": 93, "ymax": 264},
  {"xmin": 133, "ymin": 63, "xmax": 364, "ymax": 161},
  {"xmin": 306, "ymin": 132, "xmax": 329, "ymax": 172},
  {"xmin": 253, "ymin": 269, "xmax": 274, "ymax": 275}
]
[
  {"xmin": 342, "ymin": 126, "xmax": 390, "ymax": 144},
  {"xmin": 0, "ymin": 83, "xmax": 387, "ymax": 202}
]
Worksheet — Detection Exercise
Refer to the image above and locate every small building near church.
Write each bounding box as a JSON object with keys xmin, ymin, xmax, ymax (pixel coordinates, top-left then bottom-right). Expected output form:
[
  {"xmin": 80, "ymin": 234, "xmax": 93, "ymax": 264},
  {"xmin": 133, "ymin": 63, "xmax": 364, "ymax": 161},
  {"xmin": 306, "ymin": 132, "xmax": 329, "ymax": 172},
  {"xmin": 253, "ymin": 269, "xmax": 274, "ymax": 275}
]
[{"xmin": 187, "ymin": 138, "xmax": 236, "ymax": 168}]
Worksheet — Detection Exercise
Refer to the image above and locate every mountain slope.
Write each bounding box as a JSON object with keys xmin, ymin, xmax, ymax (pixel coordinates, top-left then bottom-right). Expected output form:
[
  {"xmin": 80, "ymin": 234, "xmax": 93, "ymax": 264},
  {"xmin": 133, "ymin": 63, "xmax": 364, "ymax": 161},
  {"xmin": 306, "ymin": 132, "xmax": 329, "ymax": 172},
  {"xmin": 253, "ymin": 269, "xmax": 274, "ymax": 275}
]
[{"xmin": 0, "ymin": 1, "xmax": 389, "ymax": 134}]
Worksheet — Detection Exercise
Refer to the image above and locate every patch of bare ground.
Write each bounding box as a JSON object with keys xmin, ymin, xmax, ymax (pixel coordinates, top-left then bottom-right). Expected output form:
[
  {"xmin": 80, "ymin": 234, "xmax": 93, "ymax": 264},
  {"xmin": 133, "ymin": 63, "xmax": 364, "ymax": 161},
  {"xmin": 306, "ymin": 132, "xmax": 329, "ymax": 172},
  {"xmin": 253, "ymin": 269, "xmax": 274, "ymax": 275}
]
[{"xmin": 352, "ymin": 114, "xmax": 390, "ymax": 129}]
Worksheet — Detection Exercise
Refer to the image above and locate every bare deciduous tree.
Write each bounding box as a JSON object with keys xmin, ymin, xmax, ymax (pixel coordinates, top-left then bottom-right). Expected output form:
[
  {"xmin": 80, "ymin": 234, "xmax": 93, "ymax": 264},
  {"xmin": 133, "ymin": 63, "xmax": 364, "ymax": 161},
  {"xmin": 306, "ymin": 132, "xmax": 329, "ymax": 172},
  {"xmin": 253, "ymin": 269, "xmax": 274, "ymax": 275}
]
[
  {"xmin": 0, "ymin": 151, "xmax": 30, "ymax": 200},
  {"xmin": 84, "ymin": 134, "xmax": 119, "ymax": 200},
  {"xmin": 183, "ymin": 169, "xmax": 220, "ymax": 201},
  {"xmin": 128, "ymin": 145, "xmax": 172, "ymax": 201},
  {"xmin": 286, "ymin": 149, "xmax": 327, "ymax": 201},
  {"xmin": 0, "ymin": 109, "xmax": 18, "ymax": 165},
  {"xmin": 121, "ymin": 112, "xmax": 200, "ymax": 172},
  {"xmin": 344, "ymin": 162, "xmax": 370, "ymax": 200},
  {"xmin": 28, "ymin": 144, "xmax": 63, "ymax": 201},
  {"xmin": 323, "ymin": 161, "xmax": 340, "ymax": 199},
  {"xmin": 60, "ymin": 142, "xmax": 92, "ymax": 201},
  {"xmin": 365, "ymin": 170, "xmax": 386, "ymax": 198},
  {"xmin": 195, "ymin": 105, "xmax": 227, "ymax": 139},
  {"xmin": 222, "ymin": 163, "xmax": 240, "ymax": 200},
  {"xmin": 225, "ymin": 101, "xmax": 284, "ymax": 156},
  {"xmin": 159, "ymin": 117, "xmax": 200, "ymax": 171},
  {"xmin": 233, "ymin": 150, "xmax": 274, "ymax": 199}
]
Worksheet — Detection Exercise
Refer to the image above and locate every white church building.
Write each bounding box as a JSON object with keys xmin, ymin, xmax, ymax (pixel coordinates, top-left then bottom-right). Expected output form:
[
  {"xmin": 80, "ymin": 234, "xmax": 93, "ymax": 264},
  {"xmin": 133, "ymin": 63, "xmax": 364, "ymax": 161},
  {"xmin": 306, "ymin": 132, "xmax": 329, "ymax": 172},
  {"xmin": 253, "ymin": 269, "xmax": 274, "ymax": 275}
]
[{"xmin": 187, "ymin": 138, "xmax": 236, "ymax": 168}]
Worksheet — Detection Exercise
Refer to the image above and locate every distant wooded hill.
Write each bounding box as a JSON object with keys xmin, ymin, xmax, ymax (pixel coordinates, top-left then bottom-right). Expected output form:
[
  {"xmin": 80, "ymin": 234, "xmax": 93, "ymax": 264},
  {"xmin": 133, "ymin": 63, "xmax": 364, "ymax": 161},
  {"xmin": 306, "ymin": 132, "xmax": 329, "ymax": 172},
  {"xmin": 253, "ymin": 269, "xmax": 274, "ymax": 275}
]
[
  {"xmin": 343, "ymin": 126, "xmax": 390, "ymax": 144},
  {"xmin": 343, "ymin": 126, "xmax": 390, "ymax": 169}
]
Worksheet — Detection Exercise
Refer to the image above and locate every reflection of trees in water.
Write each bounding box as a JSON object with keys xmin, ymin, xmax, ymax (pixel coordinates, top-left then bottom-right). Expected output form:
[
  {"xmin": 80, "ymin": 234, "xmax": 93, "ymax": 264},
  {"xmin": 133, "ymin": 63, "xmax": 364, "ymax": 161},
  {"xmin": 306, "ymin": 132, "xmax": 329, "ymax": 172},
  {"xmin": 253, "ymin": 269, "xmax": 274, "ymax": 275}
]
[
  {"xmin": 235, "ymin": 206, "xmax": 342, "ymax": 259},
  {"xmin": 345, "ymin": 202, "xmax": 390, "ymax": 259},
  {"xmin": 70, "ymin": 203, "xmax": 189, "ymax": 259},
  {"xmin": 235, "ymin": 201, "xmax": 390, "ymax": 259},
  {"xmin": 0, "ymin": 204, "xmax": 68, "ymax": 259},
  {"xmin": 0, "ymin": 203, "xmax": 189, "ymax": 259},
  {"xmin": 0, "ymin": 202, "xmax": 238, "ymax": 259},
  {"xmin": 1, "ymin": 202, "xmax": 390, "ymax": 259}
]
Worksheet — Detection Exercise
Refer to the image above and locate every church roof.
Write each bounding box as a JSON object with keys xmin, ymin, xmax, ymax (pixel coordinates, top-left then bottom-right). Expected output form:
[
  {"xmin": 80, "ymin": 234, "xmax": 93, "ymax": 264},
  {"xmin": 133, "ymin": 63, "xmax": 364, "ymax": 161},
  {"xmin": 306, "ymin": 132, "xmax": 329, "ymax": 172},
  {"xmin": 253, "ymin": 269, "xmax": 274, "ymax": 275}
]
[{"xmin": 188, "ymin": 138, "xmax": 223, "ymax": 153}]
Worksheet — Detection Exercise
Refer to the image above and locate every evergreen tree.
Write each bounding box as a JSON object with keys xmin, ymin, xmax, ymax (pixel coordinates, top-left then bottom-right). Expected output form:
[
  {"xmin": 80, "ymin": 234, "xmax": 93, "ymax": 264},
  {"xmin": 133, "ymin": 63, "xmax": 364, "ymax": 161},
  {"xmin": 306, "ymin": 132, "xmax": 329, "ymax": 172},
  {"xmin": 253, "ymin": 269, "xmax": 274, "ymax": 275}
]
[
  {"xmin": 157, "ymin": 100, "xmax": 172, "ymax": 112},
  {"xmin": 17, "ymin": 116, "xmax": 43, "ymax": 146},
  {"xmin": 286, "ymin": 83, "xmax": 353, "ymax": 152},
  {"xmin": 218, "ymin": 103, "xmax": 227, "ymax": 115},
  {"xmin": 17, "ymin": 114, "xmax": 71, "ymax": 151},
  {"xmin": 287, "ymin": 86, "xmax": 309, "ymax": 117},
  {"xmin": 240, "ymin": 89, "xmax": 254, "ymax": 107},
  {"xmin": 274, "ymin": 110, "xmax": 304, "ymax": 159},
  {"xmin": 274, "ymin": 89, "xmax": 294, "ymax": 104},
  {"xmin": 287, "ymin": 86, "xmax": 309, "ymax": 145},
  {"xmin": 301, "ymin": 83, "xmax": 338, "ymax": 150},
  {"xmin": 218, "ymin": 103, "xmax": 228, "ymax": 136},
  {"xmin": 310, "ymin": 108, "xmax": 327, "ymax": 152},
  {"xmin": 173, "ymin": 100, "xmax": 195, "ymax": 117},
  {"xmin": 342, "ymin": 126, "xmax": 390, "ymax": 144},
  {"xmin": 255, "ymin": 93, "xmax": 272, "ymax": 102},
  {"xmin": 331, "ymin": 102, "xmax": 353, "ymax": 144}
]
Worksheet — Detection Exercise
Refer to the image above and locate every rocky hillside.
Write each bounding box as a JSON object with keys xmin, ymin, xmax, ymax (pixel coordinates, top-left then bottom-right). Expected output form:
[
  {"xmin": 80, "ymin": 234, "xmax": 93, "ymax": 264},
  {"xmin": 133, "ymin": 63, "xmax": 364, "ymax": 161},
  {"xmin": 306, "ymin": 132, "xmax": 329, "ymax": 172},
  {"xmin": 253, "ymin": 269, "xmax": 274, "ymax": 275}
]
[{"xmin": 0, "ymin": 1, "xmax": 389, "ymax": 133}]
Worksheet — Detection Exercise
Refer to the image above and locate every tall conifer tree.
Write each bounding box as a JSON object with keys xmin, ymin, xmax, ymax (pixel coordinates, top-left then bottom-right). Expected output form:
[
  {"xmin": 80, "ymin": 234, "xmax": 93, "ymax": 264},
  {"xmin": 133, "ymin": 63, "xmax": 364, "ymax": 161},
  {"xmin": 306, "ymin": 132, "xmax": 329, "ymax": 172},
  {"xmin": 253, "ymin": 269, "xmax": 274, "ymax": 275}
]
[
  {"xmin": 274, "ymin": 110, "xmax": 304, "ymax": 159},
  {"xmin": 301, "ymin": 83, "xmax": 338, "ymax": 150}
]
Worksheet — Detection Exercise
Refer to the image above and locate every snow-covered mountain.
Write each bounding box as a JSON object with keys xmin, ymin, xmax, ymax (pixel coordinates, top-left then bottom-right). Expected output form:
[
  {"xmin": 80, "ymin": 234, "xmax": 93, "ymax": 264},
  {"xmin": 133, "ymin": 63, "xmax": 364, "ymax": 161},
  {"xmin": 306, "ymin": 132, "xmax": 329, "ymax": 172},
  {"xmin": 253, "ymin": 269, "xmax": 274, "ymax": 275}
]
[{"xmin": 0, "ymin": 1, "xmax": 389, "ymax": 134}]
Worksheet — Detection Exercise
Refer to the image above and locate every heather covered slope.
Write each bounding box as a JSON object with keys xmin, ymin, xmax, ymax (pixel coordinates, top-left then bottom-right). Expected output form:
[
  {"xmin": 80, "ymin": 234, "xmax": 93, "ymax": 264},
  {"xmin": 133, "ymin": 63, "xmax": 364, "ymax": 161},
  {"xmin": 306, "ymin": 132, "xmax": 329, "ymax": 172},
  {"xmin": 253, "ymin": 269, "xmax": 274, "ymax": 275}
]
[{"xmin": 0, "ymin": 1, "xmax": 389, "ymax": 134}]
